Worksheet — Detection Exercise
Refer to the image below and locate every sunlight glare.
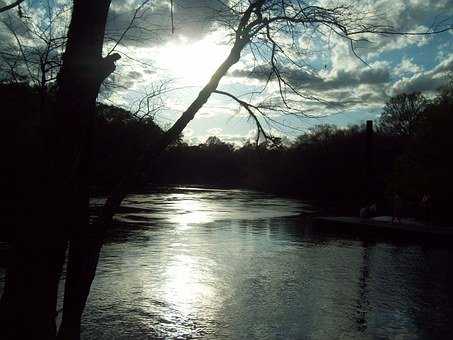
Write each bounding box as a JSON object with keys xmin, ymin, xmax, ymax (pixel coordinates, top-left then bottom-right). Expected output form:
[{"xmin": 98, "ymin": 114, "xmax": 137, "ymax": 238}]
[
  {"xmin": 170, "ymin": 199, "xmax": 212, "ymax": 229},
  {"xmin": 163, "ymin": 254, "xmax": 215, "ymax": 317},
  {"xmin": 156, "ymin": 33, "xmax": 230, "ymax": 85}
]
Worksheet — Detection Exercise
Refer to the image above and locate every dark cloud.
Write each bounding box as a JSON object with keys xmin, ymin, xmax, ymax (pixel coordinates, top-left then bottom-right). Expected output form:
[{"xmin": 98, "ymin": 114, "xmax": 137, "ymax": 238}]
[
  {"xmin": 0, "ymin": 10, "xmax": 29, "ymax": 45},
  {"xmin": 229, "ymin": 60, "xmax": 393, "ymax": 114},
  {"xmin": 0, "ymin": 15, "xmax": 38, "ymax": 80},
  {"xmin": 107, "ymin": 0, "xmax": 228, "ymax": 47},
  {"xmin": 288, "ymin": 67, "xmax": 390, "ymax": 91},
  {"xmin": 127, "ymin": 70, "xmax": 143, "ymax": 79},
  {"xmin": 231, "ymin": 63, "xmax": 391, "ymax": 91}
]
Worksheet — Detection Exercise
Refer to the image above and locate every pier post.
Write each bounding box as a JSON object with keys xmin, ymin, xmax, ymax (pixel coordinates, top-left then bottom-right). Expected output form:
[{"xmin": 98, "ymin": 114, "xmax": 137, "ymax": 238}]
[{"xmin": 365, "ymin": 120, "xmax": 374, "ymax": 202}]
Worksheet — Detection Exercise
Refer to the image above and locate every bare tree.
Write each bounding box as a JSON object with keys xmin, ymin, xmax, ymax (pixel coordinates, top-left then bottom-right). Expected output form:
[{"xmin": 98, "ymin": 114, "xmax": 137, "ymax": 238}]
[
  {"xmin": 61, "ymin": 3, "xmax": 452, "ymax": 338},
  {"xmin": 1, "ymin": 2, "xmax": 71, "ymax": 131},
  {"xmin": 0, "ymin": 1, "xmax": 451, "ymax": 339},
  {"xmin": 1, "ymin": 1, "xmax": 69, "ymax": 83},
  {"xmin": 378, "ymin": 92, "xmax": 428, "ymax": 137}
]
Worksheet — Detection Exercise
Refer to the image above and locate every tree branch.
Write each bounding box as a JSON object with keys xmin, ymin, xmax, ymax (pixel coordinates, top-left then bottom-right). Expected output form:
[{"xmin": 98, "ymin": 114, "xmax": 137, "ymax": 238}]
[
  {"xmin": 107, "ymin": 0, "xmax": 151, "ymax": 55},
  {"xmin": 0, "ymin": 0, "xmax": 25, "ymax": 14},
  {"xmin": 213, "ymin": 89, "xmax": 269, "ymax": 144}
]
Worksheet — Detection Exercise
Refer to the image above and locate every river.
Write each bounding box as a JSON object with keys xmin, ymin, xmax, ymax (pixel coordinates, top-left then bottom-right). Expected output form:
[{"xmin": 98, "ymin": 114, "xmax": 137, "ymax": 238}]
[{"xmin": 1, "ymin": 186, "xmax": 452, "ymax": 339}]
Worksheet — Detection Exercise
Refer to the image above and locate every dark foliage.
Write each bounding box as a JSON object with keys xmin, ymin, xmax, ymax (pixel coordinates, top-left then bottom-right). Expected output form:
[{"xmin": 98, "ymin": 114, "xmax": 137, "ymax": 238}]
[
  {"xmin": 153, "ymin": 83, "xmax": 453, "ymax": 222},
  {"xmin": 3, "ymin": 81, "xmax": 452, "ymax": 227},
  {"xmin": 0, "ymin": 82, "xmax": 163, "ymax": 209},
  {"xmin": 155, "ymin": 124, "xmax": 403, "ymax": 216},
  {"xmin": 378, "ymin": 92, "xmax": 427, "ymax": 137},
  {"xmin": 390, "ymin": 82, "xmax": 453, "ymax": 222},
  {"xmin": 92, "ymin": 104, "xmax": 162, "ymax": 190}
]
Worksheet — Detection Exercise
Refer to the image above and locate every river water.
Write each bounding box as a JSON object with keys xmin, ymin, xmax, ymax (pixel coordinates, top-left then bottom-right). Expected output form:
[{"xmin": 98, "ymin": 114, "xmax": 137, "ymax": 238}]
[{"xmin": 1, "ymin": 186, "xmax": 453, "ymax": 339}]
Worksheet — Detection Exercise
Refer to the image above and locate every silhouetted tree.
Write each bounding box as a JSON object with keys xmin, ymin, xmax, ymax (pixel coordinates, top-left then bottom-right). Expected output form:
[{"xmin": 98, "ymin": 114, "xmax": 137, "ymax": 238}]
[
  {"xmin": 390, "ymin": 78, "xmax": 453, "ymax": 219},
  {"xmin": 378, "ymin": 92, "xmax": 427, "ymax": 137},
  {"xmin": 1, "ymin": 1, "xmax": 451, "ymax": 339}
]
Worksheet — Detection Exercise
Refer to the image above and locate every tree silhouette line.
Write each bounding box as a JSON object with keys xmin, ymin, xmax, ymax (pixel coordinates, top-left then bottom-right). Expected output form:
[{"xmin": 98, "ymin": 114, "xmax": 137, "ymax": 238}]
[
  {"xmin": 1, "ymin": 1, "xmax": 452, "ymax": 339},
  {"xmin": 3, "ymin": 79, "xmax": 452, "ymax": 227}
]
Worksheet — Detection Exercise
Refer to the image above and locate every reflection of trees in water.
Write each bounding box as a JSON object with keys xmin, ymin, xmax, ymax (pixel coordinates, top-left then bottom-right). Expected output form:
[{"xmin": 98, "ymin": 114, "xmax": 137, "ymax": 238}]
[
  {"xmin": 356, "ymin": 241, "xmax": 372, "ymax": 333},
  {"xmin": 353, "ymin": 240, "xmax": 453, "ymax": 338},
  {"xmin": 412, "ymin": 246, "xmax": 453, "ymax": 339}
]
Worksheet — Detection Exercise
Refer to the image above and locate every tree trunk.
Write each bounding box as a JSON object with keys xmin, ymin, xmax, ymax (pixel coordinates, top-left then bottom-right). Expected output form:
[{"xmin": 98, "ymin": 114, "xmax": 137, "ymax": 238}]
[
  {"xmin": 2, "ymin": 2, "xmax": 249, "ymax": 339},
  {"xmin": 1, "ymin": 1, "xmax": 117, "ymax": 339},
  {"xmin": 53, "ymin": 1, "xmax": 120, "ymax": 339},
  {"xmin": 54, "ymin": 35, "xmax": 250, "ymax": 340}
]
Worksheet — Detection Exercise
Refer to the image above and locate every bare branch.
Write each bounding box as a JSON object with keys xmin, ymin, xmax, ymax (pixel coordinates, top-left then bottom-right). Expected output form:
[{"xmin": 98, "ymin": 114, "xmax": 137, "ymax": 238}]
[
  {"xmin": 214, "ymin": 89, "xmax": 269, "ymax": 144},
  {"xmin": 170, "ymin": 0, "xmax": 174, "ymax": 34},
  {"xmin": 107, "ymin": 0, "xmax": 151, "ymax": 55},
  {"xmin": 0, "ymin": 0, "xmax": 25, "ymax": 14}
]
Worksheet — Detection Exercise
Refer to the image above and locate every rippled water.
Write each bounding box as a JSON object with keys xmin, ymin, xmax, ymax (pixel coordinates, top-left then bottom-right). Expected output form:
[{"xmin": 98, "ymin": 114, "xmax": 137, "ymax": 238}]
[{"xmin": 1, "ymin": 186, "xmax": 453, "ymax": 339}]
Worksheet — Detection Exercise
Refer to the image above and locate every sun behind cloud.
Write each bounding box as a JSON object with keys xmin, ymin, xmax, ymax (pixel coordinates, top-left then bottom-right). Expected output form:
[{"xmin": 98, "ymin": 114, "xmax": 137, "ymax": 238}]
[{"xmin": 155, "ymin": 32, "xmax": 230, "ymax": 85}]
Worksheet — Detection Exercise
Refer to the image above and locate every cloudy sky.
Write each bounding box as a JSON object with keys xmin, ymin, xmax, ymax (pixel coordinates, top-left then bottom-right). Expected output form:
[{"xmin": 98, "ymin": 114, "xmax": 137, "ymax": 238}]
[{"xmin": 1, "ymin": 0, "xmax": 452, "ymax": 144}]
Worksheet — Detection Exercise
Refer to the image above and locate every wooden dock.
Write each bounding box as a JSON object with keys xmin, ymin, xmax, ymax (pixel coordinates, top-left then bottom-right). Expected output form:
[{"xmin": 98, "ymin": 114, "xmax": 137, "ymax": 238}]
[{"xmin": 312, "ymin": 216, "xmax": 453, "ymax": 239}]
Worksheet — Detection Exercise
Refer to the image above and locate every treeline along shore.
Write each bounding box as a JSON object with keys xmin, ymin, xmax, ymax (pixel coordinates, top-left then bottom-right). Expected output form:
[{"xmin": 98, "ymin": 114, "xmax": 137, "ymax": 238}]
[{"xmin": 2, "ymin": 79, "xmax": 453, "ymax": 227}]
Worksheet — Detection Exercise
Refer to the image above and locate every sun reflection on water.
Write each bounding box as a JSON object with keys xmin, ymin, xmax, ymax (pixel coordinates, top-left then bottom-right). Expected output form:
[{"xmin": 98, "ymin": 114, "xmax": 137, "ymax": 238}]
[
  {"xmin": 67, "ymin": 188, "xmax": 453, "ymax": 339},
  {"xmin": 169, "ymin": 199, "xmax": 213, "ymax": 229},
  {"xmin": 163, "ymin": 254, "xmax": 215, "ymax": 318},
  {"xmin": 109, "ymin": 187, "xmax": 309, "ymax": 336}
]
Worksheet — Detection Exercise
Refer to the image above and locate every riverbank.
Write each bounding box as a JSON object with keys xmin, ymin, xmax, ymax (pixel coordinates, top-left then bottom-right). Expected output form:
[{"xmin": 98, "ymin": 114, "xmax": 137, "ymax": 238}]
[{"xmin": 312, "ymin": 215, "xmax": 453, "ymax": 240}]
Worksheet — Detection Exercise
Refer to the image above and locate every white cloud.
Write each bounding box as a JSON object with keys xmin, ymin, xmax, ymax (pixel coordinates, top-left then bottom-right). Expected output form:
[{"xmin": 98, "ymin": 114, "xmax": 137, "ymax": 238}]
[
  {"xmin": 391, "ymin": 54, "xmax": 453, "ymax": 94},
  {"xmin": 206, "ymin": 127, "xmax": 223, "ymax": 136},
  {"xmin": 1, "ymin": 0, "xmax": 451, "ymax": 142},
  {"xmin": 395, "ymin": 57, "xmax": 423, "ymax": 76}
]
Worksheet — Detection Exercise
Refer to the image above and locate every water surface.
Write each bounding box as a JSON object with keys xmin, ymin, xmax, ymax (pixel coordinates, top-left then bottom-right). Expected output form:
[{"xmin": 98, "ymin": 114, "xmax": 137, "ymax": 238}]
[{"xmin": 1, "ymin": 186, "xmax": 452, "ymax": 339}]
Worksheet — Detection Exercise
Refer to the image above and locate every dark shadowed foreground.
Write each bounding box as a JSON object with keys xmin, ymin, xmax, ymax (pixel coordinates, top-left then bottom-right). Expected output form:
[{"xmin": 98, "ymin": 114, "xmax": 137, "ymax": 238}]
[{"xmin": 1, "ymin": 187, "xmax": 452, "ymax": 339}]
